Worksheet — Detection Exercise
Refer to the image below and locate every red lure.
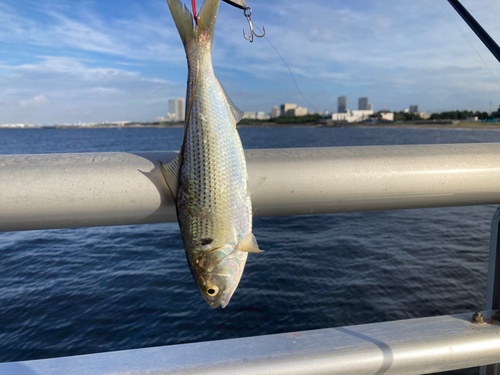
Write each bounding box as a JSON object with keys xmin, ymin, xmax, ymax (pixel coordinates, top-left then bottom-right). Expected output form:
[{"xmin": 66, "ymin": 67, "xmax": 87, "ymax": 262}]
[{"xmin": 191, "ymin": 0, "xmax": 197, "ymax": 24}]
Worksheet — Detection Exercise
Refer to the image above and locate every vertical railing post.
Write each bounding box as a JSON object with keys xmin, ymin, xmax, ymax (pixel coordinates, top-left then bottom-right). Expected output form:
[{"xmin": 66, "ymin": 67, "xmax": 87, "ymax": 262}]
[
  {"xmin": 486, "ymin": 207, "xmax": 500, "ymax": 311},
  {"xmin": 481, "ymin": 206, "xmax": 500, "ymax": 375}
]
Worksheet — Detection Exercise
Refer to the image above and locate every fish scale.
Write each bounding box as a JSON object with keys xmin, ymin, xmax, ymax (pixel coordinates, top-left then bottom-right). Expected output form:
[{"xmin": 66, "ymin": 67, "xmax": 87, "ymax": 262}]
[{"xmin": 161, "ymin": 0, "xmax": 262, "ymax": 308}]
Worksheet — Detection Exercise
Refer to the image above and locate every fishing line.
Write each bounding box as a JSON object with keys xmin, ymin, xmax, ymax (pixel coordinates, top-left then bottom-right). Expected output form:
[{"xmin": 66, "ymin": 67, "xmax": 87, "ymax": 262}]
[
  {"xmin": 439, "ymin": 1, "xmax": 500, "ymax": 93},
  {"xmin": 253, "ymin": 25, "xmax": 319, "ymax": 113}
]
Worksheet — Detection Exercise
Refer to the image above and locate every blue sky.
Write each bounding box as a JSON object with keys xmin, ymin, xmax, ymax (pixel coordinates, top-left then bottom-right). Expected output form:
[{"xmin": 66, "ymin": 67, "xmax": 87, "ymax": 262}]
[{"xmin": 1, "ymin": 0, "xmax": 500, "ymax": 124}]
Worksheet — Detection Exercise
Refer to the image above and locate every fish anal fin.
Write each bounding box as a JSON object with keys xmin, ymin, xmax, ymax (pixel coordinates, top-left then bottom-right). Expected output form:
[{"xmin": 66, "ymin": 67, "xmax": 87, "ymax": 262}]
[
  {"xmin": 237, "ymin": 233, "xmax": 264, "ymax": 253},
  {"xmin": 159, "ymin": 155, "xmax": 182, "ymax": 201}
]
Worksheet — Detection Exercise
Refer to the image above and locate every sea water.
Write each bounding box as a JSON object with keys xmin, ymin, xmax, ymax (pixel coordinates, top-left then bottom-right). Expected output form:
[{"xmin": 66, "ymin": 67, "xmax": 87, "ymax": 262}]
[{"xmin": 0, "ymin": 126, "xmax": 499, "ymax": 374}]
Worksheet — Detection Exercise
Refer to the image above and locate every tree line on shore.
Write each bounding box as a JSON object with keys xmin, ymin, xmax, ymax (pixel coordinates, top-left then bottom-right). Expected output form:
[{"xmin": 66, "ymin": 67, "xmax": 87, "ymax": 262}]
[
  {"xmin": 240, "ymin": 110, "xmax": 500, "ymax": 124},
  {"xmin": 392, "ymin": 109, "xmax": 500, "ymax": 122},
  {"xmin": 231, "ymin": 109, "xmax": 500, "ymax": 125},
  {"xmin": 239, "ymin": 114, "xmax": 321, "ymax": 125}
]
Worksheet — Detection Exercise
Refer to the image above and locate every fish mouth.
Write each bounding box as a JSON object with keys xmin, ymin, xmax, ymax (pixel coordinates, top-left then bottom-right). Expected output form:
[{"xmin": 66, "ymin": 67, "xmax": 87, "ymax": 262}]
[{"xmin": 220, "ymin": 291, "xmax": 234, "ymax": 308}]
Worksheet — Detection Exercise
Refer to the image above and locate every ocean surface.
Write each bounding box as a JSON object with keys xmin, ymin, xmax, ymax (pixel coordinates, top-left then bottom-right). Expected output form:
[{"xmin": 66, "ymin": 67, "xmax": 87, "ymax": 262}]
[{"xmin": 1, "ymin": 126, "xmax": 500, "ymax": 374}]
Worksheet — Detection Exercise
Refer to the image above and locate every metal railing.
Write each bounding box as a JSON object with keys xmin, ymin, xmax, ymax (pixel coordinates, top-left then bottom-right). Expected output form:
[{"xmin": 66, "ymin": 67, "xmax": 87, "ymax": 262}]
[
  {"xmin": 1, "ymin": 143, "xmax": 500, "ymax": 374},
  {"xmin": 3, "ymin": 143, "xmax": 500, "ymax": 231},
  {"xmin": 0, "ymin": 310, "xmax": 499, "ymax": 375}
]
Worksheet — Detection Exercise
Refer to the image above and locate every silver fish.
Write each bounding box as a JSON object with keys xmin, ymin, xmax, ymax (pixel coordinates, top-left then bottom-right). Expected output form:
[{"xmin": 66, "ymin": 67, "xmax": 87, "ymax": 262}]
[{"xmin": 161, "ymin": 0, "xmax": 262, "ymax": 308}]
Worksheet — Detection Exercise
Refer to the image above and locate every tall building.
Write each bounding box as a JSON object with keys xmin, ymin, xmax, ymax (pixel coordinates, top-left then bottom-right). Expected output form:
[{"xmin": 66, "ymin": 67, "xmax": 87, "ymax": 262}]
[
  {"xmin": 338, "ymin": 96, "xmax": 347, "ymax": 113},
  {"xmin": 280, "ymin": 103, "xmax": 297, "ymax": 117},
  {"xmin": 168, "ymin": 97, "xmax": 185, "ymax": 122},
  {"xmin": 409, "ymin": 105, "xmax": 418, "ymax": 113},
  {"xmin": 176, "ymin": 97, "xmax": 185, "ymax": 122},
  {"xmin": 358, "ymin": 97, "xmax": 369, "ymax": 110},
  {"xmin": 271, "ymin": 106, "xmax": 280, "ymax": 118},
  {"xmin": 168, "ymin": 99, "xmax": 176, "ymax": 118}
]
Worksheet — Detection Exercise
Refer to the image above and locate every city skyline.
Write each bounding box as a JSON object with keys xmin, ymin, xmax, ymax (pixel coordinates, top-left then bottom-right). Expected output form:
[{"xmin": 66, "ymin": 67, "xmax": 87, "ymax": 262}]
[{"xmin": 0, "ymin": 0, "xmax": 499, "ymax": 124}]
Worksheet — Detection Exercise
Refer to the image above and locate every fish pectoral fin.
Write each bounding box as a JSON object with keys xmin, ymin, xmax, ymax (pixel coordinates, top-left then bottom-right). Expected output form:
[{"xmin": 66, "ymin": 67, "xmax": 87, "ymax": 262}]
[
  {"xmin": 237, "ymin": 233, "xmax": 264, "ymax": 253},
  {"xmin": 159, "ymin": 155, "xmax": 181, "ymax": 201}
]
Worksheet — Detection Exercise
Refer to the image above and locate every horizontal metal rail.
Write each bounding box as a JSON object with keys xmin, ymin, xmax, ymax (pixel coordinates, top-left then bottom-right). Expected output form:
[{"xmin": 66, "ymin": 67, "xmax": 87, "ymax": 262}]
[
  {"xmin": 1, "ymin": 311, "xmax": 500, "ymax": 375},
  {"xmin": 3, "ymin": 143, "xmax": 500, "ymax": 231}
]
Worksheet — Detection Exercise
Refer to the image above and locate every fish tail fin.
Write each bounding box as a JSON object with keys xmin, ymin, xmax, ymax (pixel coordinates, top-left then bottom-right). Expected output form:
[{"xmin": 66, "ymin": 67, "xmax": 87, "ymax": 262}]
[
  {"xmin": 167, "ymin": 0, "xmax": 196, "ymax": 46},
  {"xmin": 197, "ymin": 0, "xmax": 220, "ymax": 48},
  {"xmin": 167, "ymin": 0, "xmax": 220, "ymax": 48}
]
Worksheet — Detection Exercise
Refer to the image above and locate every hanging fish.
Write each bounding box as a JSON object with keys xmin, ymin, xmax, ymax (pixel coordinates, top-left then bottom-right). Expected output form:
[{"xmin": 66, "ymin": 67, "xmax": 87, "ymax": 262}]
[{"xmin": 161, "ymin": 0, "xmax": 263, "ymax": 308}]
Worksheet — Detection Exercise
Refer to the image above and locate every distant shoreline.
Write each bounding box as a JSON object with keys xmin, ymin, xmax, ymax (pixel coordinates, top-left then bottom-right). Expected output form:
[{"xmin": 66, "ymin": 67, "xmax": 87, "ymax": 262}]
[{"xmin": 1, "ymin": 120, "xmax": 500, "ymax": 130}]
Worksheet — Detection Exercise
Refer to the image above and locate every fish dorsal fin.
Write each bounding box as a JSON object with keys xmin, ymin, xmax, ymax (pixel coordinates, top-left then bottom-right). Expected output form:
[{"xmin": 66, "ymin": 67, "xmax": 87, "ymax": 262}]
[
  {"xmin": 159, "ymin": 155, "xmax": 182, "ymax": 202},
  {"xmin": 237, "ymin": 233, "xmax": 264, "ymax": 253},
  {"xmin": 167, "ymin": 0, "xmax": 196, "ymax": 47},
  {"xmin": 247, "ymin": 175, "xmax": 266, "ymax": 197},
  {"xmin": 218, "ymin": 78, "xmax": 244, "ymax": 123}
]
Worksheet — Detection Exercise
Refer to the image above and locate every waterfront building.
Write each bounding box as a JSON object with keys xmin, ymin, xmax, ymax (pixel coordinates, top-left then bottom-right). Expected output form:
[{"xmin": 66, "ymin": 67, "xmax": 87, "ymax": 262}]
[
  {"xmin": 257, "ymin": 112, "xmax": 270, "ymax": 120},
  {"xmin": 409, "ymin": 105, "xmax": 419, "ymax": 113},
  {"xmin": 168, "ymin": 100, "xmax": 176, "ymax": 117},
  {"xmin": 380, "ymin": 112, "xmax": 394, "ymax": 121},
  {"xmin": 368, "ymin": 103, "xmax": 373, "ymax": 111},
  {"xmin": 291, "ymin": 107, "xmax": 308, "ymax": 117},
  {"xmin": 243, "ymin": 111, "xmax": 257, "ymax": 120},
  {"xmin": 358, "ymin": 97, "xmax": 369, "ymax": 111},
  {"xmin": 338, "ymin": 96, "xmax": 347, "ymax": 113},
  {"xmin": 331, "ymin": 109, "xmax": 374, "ymax": 122},
  {"xmin": 271, "ymin": 106, "xmax": 280, "ymax": 118},
  {"xmin": 176, "ymin": 98, "xmax": 185, "ymax": 121},
  {"xmin": 168, "ymin": 97, "xmax": 185, "ymax": 122},
  {"xmin": 280, "ymin": 103, "xmax": 297, "ymax": 117},
  {"xmin": 0, "ymin": 123, "xmax": 27, "ymax": 128}
]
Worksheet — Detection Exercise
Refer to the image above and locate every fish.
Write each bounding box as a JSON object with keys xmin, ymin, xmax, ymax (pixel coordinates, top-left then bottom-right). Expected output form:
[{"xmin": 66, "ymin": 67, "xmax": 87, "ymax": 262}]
[{"xmin": 161, "ymin": 0, "xmax": 263, "ymax": 308}]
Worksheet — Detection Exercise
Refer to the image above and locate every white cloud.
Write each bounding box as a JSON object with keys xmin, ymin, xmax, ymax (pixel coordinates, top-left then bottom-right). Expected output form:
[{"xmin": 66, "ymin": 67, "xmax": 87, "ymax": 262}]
[
  {"xmin": 0, "ymin": 56, "xmax": 183, "ymax": 124},
  {"xmin": 0, "ymin": 2, "xmax": 183, "ymax": 63},
  {"xmin": 20, "ymin": 94, "xmax": 49, "ymax": 108},
  {"xmin": 208, "ymin": 0, "xmax": 500, "ymax": 112},
  {"xmin": 1, "ymin": 0, "xmax": 500, "ymax": 121}
]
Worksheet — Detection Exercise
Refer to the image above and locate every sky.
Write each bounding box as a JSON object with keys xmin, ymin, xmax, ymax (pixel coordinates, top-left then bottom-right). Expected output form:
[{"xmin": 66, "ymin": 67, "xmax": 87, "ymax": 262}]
[{"xmin": 1, "ymin": 0, "xmax": 500, "ymax": 124}]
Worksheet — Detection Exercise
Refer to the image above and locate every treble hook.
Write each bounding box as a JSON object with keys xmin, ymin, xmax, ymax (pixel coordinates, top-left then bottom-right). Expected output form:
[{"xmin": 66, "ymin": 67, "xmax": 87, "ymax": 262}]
[
  {"xmin": 243, "ymin": 7, "xmax": 265, "ymax": 43},
  {"xmin": 221, "ymin": 0, "xmax": 265, "ymax": 42}
]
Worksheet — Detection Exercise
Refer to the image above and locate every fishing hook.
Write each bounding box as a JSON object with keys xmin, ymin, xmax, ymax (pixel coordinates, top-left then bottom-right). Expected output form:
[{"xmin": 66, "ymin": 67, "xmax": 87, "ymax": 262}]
[
  {"xmin": 221, "ymin": 0, "xmax": 265, "ymax": 43},
  {"xmin": 243, "ymin": 7, "xmax": 265, "ymax": 43}
]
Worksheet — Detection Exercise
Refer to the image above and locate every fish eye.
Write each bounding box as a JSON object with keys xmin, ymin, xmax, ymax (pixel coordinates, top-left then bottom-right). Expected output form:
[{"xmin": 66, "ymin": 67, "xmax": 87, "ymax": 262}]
[{"xmin": 205, "ymin": 285, "xmax": 219, "ymax": 297}]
